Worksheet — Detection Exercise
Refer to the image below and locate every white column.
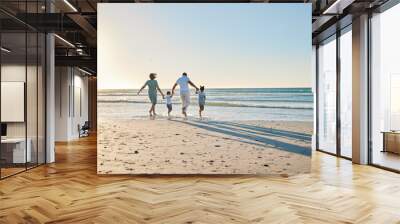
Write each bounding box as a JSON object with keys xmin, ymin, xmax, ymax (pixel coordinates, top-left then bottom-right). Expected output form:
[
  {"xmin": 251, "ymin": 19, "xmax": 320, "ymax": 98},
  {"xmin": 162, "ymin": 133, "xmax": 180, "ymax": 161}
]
[
  {"xmin": 352, "ymin": 14, "xmax": 369, "ymax": 164},
  {"xmin": 46, "ymin": 33, "xmax": 55, "ymax": 163},
  {"xmin": 45, "ymin": 0, "xmax": 56, "ymax": 163}
]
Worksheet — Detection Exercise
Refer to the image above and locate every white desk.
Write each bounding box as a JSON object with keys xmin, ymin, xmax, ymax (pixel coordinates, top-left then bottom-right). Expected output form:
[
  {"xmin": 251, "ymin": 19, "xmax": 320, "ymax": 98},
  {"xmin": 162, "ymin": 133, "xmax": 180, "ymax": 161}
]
[{"xmin": 1, "ymin": 138, "xmax": 31, "ymax": 163}]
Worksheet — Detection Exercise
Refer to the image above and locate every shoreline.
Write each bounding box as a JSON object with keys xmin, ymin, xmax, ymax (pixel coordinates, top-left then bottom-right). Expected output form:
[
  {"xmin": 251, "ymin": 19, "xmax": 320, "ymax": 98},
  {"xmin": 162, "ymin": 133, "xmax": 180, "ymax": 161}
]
[{"xmin": 98, "ymin": 102, "xmax": 314, "ymax": 122}]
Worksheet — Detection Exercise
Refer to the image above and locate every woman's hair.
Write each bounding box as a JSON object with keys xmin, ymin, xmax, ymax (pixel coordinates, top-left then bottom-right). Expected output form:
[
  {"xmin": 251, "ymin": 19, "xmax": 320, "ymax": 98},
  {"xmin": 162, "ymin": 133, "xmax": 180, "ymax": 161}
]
[
  {"xmin": 200, "ymin": 86, "xmax": 205, "ymax": 91},
  {"xmin": 149, "ymin": 73, "xmax": 157, "ymax": 80},
  {"xmin": 167, "ymin": 91, "xmax": 171, "ymax": 95}
]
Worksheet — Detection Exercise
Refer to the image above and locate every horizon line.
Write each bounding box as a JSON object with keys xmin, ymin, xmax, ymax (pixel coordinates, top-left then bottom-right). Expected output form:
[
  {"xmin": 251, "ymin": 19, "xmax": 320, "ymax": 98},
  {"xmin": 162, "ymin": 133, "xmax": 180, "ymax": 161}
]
[{"xmin": 98, "ymin": 86, "xmax": 313, "ymax": 90}]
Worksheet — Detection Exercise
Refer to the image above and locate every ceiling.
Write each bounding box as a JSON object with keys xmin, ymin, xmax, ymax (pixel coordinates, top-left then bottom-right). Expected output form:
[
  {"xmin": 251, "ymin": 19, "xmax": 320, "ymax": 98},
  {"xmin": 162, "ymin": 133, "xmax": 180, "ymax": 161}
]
[{"xmin": 0, "ymin": 0, "xmax": 390, "ymax": 75}]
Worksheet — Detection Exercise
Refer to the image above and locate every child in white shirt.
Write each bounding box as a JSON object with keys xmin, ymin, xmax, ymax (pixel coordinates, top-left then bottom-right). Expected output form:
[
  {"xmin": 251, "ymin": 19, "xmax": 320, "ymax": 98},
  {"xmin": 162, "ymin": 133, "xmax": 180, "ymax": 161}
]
[
  {"xmin": 197, "ymin": 86, "xmax": 206, "ymax": 119},
  {"xmin": 165, "ymin": 91, "xmax": 173, "ymax": 119}
]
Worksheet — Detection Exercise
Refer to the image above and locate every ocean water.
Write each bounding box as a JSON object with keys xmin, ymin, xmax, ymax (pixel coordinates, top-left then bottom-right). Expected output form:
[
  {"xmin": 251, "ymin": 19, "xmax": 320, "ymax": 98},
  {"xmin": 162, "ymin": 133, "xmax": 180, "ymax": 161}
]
[{"xmin": 98, "ymin": 88, "xmax": 314, "ymax": 121}]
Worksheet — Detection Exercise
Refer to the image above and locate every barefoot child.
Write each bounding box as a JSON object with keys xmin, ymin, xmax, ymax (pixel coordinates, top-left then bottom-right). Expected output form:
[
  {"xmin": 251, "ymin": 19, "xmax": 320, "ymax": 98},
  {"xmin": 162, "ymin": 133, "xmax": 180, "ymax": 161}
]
[
  {"xmin": 165, "ymin": 91, "xmax": 173, "ymax": 119},
  {"xmin": 198, "ymin": 86, "xmax": 206, "ymax": 119}
]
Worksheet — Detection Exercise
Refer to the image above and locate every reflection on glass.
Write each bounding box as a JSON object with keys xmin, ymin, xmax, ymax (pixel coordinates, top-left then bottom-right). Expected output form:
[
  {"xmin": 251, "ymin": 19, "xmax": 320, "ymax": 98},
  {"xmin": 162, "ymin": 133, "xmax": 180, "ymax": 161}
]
[
  {"xmin": 340, "ymin": 29, "xmax": 352, "ymax": 158},
  {"xmin": 318, "ymin": 36, "xmax": 337, "ymax": 154},
  {"xmin": 371, "ymin": 3, "xmax": 400, "ymax": 171},
  {"xmin": 390, "ymin": 75, "xmax": 400, "ymax": 130}
]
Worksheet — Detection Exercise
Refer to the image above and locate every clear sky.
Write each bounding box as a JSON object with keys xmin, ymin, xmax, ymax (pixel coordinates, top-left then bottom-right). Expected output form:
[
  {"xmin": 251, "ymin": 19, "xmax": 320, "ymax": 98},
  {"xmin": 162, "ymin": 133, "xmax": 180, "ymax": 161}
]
[{"xmin": 98, "ymin": 3, "xmax": 311, "ymax": 89}]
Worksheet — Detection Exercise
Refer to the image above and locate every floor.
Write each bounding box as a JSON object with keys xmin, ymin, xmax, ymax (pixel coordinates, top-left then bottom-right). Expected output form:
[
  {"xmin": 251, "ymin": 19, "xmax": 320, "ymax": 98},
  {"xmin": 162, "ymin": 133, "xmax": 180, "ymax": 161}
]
[
  {"xmin": 0, "ymin": 135, "xmax": 400, "ymax": 223},
  {"xmin": 1, "ymin": 163, "xmax": 43, "ymax": 179},
  {"xmin": 0, "ymin": 167, "xmax": 26, "ymax": 178},
  {"xmin": 372, "ymin": 150, "xmax": 400, "ymax": 171}
]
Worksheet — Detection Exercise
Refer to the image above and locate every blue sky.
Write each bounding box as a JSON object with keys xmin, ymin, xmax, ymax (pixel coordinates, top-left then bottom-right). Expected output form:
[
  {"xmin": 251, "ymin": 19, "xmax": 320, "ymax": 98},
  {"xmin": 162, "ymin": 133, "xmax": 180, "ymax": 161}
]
[{"xmin": 98, "ymin": 3, "xmax": 312, "ymax": 89}]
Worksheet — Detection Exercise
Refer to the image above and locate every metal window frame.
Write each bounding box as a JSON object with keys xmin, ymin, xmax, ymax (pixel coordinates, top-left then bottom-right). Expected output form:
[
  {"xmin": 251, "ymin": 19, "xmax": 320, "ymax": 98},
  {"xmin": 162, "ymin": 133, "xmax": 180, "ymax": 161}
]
[
  {"xmin": 0, "ymin": 0, "xmax": 48, "ymax": 180},
  {"xmin": 367, "ymin": 1, "xmax": 400, "ymax": 173},
  {"xmin": 315, "ymin": 23, "xmax": 353, "ymax": 161},
  {"xmin": 315, "ymin": 0, "xmax": 400, "ymax": 172}
]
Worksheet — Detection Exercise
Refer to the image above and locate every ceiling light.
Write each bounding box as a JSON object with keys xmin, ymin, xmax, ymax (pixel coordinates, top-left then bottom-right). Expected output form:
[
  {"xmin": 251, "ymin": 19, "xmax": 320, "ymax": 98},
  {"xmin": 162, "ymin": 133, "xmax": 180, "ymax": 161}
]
[
  {"xmin": 54, "ymin": 34, "xmax": 75, "ymax": 48},
  {"xmin": 1, "ymin": 47, "xmax": 11, "ymax": 53},
  {"xmin": 63, "ymin": 0, "xmax": 78, "ymax": 12},
  {"xmin": 76, "ymin": 48, "xmax": 85, "ymax": 55},
  {"xmin": 78, "ymin": 67, "xmax": 93, "ymax": 76},
  {"xmin": 323, "ymin": 0, "xmax": 354, "ymax": 15}
]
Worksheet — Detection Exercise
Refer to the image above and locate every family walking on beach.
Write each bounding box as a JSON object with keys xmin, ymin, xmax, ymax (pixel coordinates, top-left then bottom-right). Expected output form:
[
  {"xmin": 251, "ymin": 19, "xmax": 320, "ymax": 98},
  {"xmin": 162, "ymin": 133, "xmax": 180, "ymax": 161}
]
[{"xmin": 137, "ymin": 72, "xmax": 206, "ymax": 120}]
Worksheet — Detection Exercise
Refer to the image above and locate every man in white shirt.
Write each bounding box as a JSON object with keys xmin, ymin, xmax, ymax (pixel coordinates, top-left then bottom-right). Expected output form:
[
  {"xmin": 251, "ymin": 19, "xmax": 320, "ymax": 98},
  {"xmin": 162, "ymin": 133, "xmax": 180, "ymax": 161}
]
[{"xmin": 172, "ymin": 72, "xmax": 199, "ymax": 119}]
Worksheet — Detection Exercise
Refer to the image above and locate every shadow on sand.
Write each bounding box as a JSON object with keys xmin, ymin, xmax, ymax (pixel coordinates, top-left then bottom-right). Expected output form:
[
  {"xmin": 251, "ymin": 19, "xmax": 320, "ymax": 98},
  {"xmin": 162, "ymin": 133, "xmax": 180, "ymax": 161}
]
[{"xmin": 174, "ymin": 120, "xmax": 312, "ymax": 157}]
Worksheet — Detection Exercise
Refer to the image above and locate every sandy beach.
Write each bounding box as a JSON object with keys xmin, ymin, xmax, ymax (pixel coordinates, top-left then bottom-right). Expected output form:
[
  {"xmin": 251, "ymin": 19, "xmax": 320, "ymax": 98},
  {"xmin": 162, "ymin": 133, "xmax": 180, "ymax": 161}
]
[{"xmin": 97, "ymin": 118, "xmax": 312, "ymax": 175}]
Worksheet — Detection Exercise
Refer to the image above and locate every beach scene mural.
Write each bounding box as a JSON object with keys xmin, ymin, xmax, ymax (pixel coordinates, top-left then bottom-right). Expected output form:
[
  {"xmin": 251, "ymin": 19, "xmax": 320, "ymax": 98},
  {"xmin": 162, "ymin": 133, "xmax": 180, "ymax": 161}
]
[{"xmin": 97, "ymin": 4, "xmax": 312, "ymax": 175}]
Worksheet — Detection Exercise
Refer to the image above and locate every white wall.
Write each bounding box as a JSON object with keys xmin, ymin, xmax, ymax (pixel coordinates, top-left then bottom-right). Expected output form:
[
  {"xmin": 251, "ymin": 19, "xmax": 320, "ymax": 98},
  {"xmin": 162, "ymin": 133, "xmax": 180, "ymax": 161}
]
[
  {"xmin": 55, "ymin": 66, "xmax": 70, "ymax": 141},
  {"xmin": 55, "ymin": 67, "xmax": 89, "ymax": 141},
  {"xmin": 1, "ymin": 63, "xmax": 47, "ymax": 164},
  {"xmin": 1, "ymin": 65, "xmax": 39, "ymax": 137},
  {"xmin": 71, "ymin": 73, "xmax": 89, "ymax": 138}
]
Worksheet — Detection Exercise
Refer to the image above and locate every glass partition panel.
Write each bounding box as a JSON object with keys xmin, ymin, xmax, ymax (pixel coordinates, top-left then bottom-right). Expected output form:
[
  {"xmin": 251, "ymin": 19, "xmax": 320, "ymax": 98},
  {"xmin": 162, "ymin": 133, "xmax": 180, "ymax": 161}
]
[
  {"xmin": 26, "ymin": 0, "xmax": 39, "ymax": 169},
  {"xmin": 38, "ymin": 32, "xmax": 46, "ymax": 165},
  {"xmin": 27, "ymin": 31, "xmax": 38, "ymax": 169},
  {"xmin": 318, "ymin": 36, "xmax": 337, "ymax": 154},
  {"xmin": 1, "ymin": 31, "xmax": 27, "ymax": 177},
  {"xmin": 0, "ymin": 1, "xmax": 46, "ymax": 179}
]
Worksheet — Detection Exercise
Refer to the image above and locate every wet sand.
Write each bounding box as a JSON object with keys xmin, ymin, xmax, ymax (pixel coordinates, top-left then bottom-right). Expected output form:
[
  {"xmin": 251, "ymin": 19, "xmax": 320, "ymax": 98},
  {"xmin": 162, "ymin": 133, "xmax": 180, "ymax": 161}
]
[{"xmin": 97, "ymin": 118, "xmax": 312, "ymax": 175}]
